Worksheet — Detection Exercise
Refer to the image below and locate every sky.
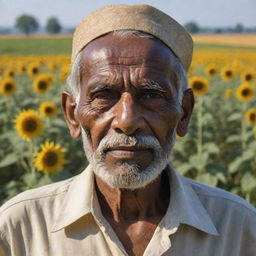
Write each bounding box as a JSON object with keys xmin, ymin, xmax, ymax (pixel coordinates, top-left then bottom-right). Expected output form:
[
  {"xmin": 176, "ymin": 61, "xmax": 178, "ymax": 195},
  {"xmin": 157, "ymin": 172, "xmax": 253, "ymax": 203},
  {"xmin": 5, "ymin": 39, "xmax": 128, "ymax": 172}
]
[{"xmin": 0, "ymin": 0, "xmax": 255, "ymax": 28}]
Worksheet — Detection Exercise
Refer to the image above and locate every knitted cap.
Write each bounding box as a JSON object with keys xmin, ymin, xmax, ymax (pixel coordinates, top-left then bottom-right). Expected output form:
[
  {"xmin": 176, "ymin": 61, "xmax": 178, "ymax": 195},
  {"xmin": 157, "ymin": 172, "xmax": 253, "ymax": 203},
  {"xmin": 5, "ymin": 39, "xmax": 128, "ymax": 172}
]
[{"xmin": 72, "ymin": 4, "xmax": 193, "ymax": 71}]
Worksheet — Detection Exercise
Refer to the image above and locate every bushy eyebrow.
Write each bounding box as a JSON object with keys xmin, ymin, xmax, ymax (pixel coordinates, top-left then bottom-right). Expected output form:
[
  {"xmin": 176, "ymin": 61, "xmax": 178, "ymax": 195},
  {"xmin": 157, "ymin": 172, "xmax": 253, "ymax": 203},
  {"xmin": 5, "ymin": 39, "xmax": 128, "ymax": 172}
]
[
  {"xmin": 86, "ymin": 74, "xmax": 121, "ymax": 93},
  {"xmin": 90, "ymin": 84, "xmax": 111, "ymax": 94},
  {"xmin": 139, "ymin": 80, "xmax": 167, "ymax": 92}
]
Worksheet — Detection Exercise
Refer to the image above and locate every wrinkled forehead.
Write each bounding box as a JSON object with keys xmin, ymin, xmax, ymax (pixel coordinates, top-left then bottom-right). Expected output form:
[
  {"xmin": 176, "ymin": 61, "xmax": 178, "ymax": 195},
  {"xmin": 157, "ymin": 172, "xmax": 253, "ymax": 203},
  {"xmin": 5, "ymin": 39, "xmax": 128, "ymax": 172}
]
[{"xmin": 79, "ymin": 33, "xmax": 181, "ymax": 72}]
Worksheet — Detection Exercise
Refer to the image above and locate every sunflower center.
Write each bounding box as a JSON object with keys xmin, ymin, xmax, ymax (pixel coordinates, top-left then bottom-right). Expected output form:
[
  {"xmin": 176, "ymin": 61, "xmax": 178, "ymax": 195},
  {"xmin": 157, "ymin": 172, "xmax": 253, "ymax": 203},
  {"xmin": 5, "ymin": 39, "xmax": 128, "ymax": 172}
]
[
  {"xmin": 43, "ymin": 151, "xmax": 58, "ymax": 166},
  {"xmin": 45, "ymin": 107, "xmax": 53, "ymax": 114},
  {"xmin": 245, "ymin": 74, "xmax": 252, "ymax": 81},
  {"xmin": 9, "ymin": 71, "xmax": 14, "ymax": 77},
  {"xmin": 23, "ymin": 118, "xmax": 38, "ymax": 132},
  {"xmin": 32, "ymin": 67, "xmax": 39, "ymax": 75},
  {"xmin": 38, "ymin": 81, "xmax": 47, "ymax": 90},
  {"xmin": 193, "ymin": 81, "xmax": 204, "ymax": 90},
  {"xmin": 225, "ymin": 71, "xmax": 232, "ymax": 77},
  {"xmin": 250, "ymin": 113, "xmax": 256, "ymax": 121},
  {"xmin": 5, "ymin": 83, "xmax": 13, "ymax": 91},
  {"xmin": 242, "ymin": 88, "xmax": 251, "ymax": 97},
  {"xmin": 209, "ymin": 69, "xmax": 215, "ymax": 75}
]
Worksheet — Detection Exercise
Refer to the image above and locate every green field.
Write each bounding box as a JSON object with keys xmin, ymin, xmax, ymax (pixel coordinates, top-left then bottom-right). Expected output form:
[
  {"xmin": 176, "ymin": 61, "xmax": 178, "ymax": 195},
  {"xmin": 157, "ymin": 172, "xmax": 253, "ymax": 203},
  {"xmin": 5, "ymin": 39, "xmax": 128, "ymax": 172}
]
[
  {"xmin": 0, "ymin": 37, "xmax": 72, "ymax": 55},
  {"xmin": 1, "ymin": 37, "xmax": 256, "ymax": 55}
]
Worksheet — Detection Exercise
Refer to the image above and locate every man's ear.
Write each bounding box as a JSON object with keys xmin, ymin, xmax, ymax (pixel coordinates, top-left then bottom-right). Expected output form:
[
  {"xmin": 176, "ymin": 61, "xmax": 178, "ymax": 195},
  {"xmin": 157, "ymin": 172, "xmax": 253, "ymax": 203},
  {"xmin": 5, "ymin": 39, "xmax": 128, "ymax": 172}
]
[
  {"xmin": 61, "ymin": 90, "xmax": 81, "ymax": 138},
  {"xmin": 176, "ymin": 88, "xmax": 195, "ymax": 137}
]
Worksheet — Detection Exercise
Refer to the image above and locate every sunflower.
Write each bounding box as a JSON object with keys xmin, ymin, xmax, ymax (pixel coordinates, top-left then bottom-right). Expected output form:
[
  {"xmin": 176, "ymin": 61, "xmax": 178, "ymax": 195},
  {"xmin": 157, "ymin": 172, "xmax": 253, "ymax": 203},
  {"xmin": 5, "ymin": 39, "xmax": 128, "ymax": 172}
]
[
  {"xmin": 14, "ymin": 110, "xmax": 43, "ymax": 141},
  {"xmin": 236, "ymin": 84, "xmax": 254, "ymax": 102},
  {"xmin": 221, "ymin": 67, "xmax": 235, "ymax": 81},
  {"xmin": 60, "ymin": 65, "xmax": 70, "ymax": 82},
  {"xmin": 39, "ymin": 101, "xmax": 57, "ymax": 118},
  {"xmin": 205, "ymin": 64, "xmax": 217, "ymax": 77},
  {"xmin": 225, "ymin": 88, "xmax": 233, "ymax": 99},
  {"xmin": 17, "ymin": 62, "xmax": 26, "ymax": 74},
  {"xmin": 27, "ymin": 62, "xmax": 40, "ymax": 77},
  {"xmin": 245, "ymin": 109, "xmax": 256, "ymax": 125},
  {"xmin": 34, "ymin": 141, "xmax": 66, "ymax": 174},
  {"xmin": 0, "ymin": 77, "xmax": 16, "ymax": 96},
  {"xmin": 47, "ymin": 62, "xmax": 57, "ymax": 71},
  {"xmin": 32, "ymin": 76, "xmax": 50, "ymax": 94},
  {"xmin": 241, "ymin": 71, "xmax": 254, "ymax": 83},
  {"xmin": 36, "ymin": 73, "xmax": 54, "ymax": 85},
  {"xmin": 4, "ymin": 67, "xmax": 15, "ymax": 78},
  {"xmin": 189, "ymin": 76, "xmax": 209, "ymax": 96}
]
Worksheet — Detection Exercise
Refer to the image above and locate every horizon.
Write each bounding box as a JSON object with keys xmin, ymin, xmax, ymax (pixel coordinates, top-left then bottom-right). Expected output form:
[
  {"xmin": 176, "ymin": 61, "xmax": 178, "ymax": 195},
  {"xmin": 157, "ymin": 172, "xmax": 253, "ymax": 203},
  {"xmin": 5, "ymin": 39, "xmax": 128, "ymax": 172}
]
[{"xmin": 0, "ymin": 0, "xmax": 255, "ymax": 28}]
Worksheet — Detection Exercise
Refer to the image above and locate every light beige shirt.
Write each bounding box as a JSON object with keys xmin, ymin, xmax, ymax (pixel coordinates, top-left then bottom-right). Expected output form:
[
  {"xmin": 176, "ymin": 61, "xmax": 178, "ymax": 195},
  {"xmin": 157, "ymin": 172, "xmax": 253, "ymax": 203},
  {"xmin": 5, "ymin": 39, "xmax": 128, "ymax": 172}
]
[{"xmin": 0, "ymin": 165, "xmax": 256, "ymax": 256}]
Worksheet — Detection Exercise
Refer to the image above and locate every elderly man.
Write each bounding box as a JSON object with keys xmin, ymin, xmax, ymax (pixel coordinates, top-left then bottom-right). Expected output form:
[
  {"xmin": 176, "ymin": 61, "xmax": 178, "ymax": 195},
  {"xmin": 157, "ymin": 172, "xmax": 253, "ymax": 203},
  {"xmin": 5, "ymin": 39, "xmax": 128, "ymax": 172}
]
[{"xmin": 1, "ymin": 4, "xmax": 256, "ymax": 256}]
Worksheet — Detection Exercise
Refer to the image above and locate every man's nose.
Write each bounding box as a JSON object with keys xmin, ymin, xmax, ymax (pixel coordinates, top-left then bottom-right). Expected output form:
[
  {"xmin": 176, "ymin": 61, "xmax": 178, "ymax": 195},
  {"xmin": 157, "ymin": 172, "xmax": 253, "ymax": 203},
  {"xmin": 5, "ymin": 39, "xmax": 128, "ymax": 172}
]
[{"xmin": 111, "ymin": 92, "xmax": 146, "ymax": 135}]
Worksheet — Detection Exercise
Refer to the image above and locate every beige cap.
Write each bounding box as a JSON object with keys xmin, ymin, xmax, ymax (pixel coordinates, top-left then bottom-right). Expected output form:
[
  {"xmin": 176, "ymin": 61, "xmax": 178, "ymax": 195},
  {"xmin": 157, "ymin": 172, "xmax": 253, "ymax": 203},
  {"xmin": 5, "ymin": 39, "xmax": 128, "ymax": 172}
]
[{"xmin": 72, "ymin": 4, "xmax": 193, "ymax": 71}]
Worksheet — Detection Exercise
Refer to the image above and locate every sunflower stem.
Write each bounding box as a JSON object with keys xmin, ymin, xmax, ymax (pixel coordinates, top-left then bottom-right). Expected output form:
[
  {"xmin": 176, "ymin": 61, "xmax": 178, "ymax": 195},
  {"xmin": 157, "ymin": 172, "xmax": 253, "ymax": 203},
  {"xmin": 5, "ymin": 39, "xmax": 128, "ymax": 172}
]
[
  {"xmin": 245, "ymin": 192, "xmax": 251, "ymax": 203},
  {"xmin": 28, "ymin": 141, "xmax": 36, "ymax": 173},
  {"xmin": 241, "ymin": 102, "xmax": 247, "ymax": 150},
  {"xmin": 197, "ymin": 96, "xmax": 203, "ymax": 160}
]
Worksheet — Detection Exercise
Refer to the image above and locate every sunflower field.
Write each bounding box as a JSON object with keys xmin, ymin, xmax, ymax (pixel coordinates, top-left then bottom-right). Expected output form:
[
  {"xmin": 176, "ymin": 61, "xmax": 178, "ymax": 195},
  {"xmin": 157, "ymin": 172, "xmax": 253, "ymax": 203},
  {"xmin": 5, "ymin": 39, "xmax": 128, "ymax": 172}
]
[{"xmin": 0, "ymin": 37, "xmax": 256, "ymax": 206}]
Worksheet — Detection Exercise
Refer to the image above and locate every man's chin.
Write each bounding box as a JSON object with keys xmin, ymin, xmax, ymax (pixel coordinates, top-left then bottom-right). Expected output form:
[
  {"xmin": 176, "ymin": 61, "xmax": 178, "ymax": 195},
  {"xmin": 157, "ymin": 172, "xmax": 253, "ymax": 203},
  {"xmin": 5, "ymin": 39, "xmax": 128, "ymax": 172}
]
[{"xmin": 92, "ymin": 160, "xmax": 166, "ymax": 190}]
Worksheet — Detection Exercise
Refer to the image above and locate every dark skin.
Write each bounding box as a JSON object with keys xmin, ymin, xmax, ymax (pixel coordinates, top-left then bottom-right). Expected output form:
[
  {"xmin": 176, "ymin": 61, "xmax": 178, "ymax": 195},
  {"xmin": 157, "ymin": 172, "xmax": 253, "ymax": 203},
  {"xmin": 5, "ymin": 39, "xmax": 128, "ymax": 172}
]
[{"xmin": 62, "ymin": 33, "xmax": 194, "ymax": 256}]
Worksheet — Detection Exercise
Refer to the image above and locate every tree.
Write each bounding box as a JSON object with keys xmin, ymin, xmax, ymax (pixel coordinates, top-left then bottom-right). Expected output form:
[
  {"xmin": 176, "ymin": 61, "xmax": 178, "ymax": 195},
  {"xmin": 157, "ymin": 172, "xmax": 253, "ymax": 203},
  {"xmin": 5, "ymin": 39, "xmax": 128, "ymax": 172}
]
[
  {"xmin": 45, "ymin": 17, "xmax": 62, "ymax": 34},
  {"xmin": 184, "ymin": 21, "xmax": 200, "ymax": 34},
  {"xmin": 234, "ymin": 23, "xmax": 244, "ymax": 33},
  {"xmin": 15, "ymin": 15, "xmax": 39, "ymax": 35}
]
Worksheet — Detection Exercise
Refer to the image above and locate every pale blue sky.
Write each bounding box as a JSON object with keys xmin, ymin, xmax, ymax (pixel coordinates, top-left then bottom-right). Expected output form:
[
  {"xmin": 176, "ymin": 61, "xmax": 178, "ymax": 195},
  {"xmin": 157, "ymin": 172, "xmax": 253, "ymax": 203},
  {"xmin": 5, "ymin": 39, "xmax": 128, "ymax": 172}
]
[{"xmin": 0, "ymin": 0, "xmax": 255, "ymax": 27}]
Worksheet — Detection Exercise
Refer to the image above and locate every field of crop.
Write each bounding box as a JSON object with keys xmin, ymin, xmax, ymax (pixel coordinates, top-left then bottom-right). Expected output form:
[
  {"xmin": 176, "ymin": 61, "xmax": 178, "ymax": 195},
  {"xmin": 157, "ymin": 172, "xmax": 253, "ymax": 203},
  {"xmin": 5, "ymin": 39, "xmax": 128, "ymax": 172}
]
[
  {"xmin": 193, "ymin": 33, "xmax": 256, "ymax": 48},
  {"xmin": 0, "ymin": 35, "xmax": 256, "ymax": 206}
]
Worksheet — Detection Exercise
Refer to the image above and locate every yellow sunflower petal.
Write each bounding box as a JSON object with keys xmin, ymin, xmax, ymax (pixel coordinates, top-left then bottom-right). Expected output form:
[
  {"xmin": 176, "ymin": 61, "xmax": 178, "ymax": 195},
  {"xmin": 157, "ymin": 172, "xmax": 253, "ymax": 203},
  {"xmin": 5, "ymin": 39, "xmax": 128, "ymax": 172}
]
[
  {"xmin": 189, "ymin": 76, "xmax": 209, "ymax": 96},
  {"xmin": 236, "ymin": 84, "xmax": 254, "ymax": 102},
  {"xmin": 39, "ymin": 101, "xmax": 57, "ymax": 118},
  {"xmin": 34, "ymin": 141, "xmax": 66, "ymax": 174},
  {"xmin": 14, "ymin": 109, "xmax": 43, "ymax": 141}
]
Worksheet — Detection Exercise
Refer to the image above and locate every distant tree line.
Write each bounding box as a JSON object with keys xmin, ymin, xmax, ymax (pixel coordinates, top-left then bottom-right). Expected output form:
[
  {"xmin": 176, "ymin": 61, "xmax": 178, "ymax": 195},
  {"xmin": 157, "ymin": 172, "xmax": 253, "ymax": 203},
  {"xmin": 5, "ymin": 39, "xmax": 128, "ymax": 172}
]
[
  {"xmin": 1, "ymin": 14, "xmax": 256, "ymax": 35},
  {"xmin": 184, "ymin": 21, "xmax": 256, "ymax": 34},
  {"xmin": 14, "ymin": 14, "xmax": 63, "ymax": 35}
]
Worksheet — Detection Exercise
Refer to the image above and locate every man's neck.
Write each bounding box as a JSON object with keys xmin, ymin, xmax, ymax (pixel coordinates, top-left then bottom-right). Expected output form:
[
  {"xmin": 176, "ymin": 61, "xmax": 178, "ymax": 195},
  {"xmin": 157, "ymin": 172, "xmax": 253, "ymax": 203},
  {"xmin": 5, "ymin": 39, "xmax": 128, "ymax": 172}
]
[{"xmin": 95, "ymin": 171, "xmax": 170, "ymax": 222}]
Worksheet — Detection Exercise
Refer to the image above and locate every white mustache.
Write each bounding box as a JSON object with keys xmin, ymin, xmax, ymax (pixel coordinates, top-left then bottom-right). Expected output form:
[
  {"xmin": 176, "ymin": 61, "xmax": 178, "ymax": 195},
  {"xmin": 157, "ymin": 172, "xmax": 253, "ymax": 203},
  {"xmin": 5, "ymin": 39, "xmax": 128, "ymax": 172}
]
[{"xmin": 96, "ymin": 134, "xmax": 162, "ymax": 157}]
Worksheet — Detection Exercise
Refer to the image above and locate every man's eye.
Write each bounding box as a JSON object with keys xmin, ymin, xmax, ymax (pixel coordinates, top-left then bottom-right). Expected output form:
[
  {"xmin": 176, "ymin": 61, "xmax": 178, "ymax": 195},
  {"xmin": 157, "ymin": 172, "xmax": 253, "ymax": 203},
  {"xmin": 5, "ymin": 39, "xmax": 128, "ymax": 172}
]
[
  {"xmin": 93, "ymin": 90, "xmax": 112, "ymax": 100},
  {"xmin": 143, "ymin": 90, "xmax": 164, "ymax": 99}
]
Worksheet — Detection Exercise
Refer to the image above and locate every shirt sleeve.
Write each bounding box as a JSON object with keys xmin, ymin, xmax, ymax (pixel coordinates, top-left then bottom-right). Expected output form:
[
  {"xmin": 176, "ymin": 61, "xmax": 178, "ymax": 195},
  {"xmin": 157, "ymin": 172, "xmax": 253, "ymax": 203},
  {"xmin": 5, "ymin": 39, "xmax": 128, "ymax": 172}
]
[
  {"xmin": 0, "ymin": 231, "xmax": 10, "ymax": 256},
  {"xmin": 239, "ymin": 209, "xmax": 256, "ymax": 255}
]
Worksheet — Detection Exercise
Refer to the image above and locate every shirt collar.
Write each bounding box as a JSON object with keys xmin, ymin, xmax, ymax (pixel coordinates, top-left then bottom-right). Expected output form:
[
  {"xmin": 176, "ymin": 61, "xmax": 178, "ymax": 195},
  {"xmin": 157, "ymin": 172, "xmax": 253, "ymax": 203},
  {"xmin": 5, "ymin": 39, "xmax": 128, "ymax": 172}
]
[
  {"xmin": 51, "ymin": 164, "xmax": 94, "ymax": 232},
  {"xmin": 51, "ymin": 164, "xmax": 219, "ymax": 236},
  {"xmin": 162, "ymin": 165, "xmax": 219, "ymax": 236}
]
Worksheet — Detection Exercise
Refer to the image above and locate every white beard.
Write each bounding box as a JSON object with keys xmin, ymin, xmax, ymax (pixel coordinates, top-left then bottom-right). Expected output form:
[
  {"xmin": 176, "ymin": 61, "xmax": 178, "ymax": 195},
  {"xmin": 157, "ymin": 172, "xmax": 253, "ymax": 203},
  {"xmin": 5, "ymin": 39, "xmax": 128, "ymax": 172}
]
[{"xmin": 81, "ymin": 128, "xmax": 176, "ymax": 189}]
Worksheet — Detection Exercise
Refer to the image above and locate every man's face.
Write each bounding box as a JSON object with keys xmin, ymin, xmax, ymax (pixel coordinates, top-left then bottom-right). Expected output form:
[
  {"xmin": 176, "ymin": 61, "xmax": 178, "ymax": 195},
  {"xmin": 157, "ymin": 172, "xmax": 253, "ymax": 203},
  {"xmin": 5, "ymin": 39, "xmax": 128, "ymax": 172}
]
[{"xmin": 63, "ymin": 33, "xmax": 193, "ymax": 189}]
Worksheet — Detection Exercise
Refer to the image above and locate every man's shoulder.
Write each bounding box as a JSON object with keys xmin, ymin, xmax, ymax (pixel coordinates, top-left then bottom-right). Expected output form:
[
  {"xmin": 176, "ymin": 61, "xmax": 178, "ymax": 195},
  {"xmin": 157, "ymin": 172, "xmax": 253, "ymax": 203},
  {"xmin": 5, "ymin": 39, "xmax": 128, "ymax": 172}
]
[
  {"xmin": 0, "ymin": 176, "xmax": 74, "ymax": 216},
  {"xmin": 184, "ymin": 175, "xmax": 256, "ymax": 215}
]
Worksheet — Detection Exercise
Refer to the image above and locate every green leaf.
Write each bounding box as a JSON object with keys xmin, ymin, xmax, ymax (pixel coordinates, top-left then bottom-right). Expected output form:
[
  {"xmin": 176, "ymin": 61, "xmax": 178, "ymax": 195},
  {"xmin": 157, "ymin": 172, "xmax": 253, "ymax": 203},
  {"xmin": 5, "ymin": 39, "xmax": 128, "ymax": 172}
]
[
  {"xmin": 216, "ymin": 172, "xmax": 227, "ymax": 183},
  {"xmin": 196, "ymin": 173, "xmax": 218, "ymax": 187},
  {"xmin": 37, "ymin": 175, "xmax": 53, "ymax": 187},
  {"xmin": 228, "ymin": 157, "xmax": 243, "ymax": 174},
  {"xmin": 176, "ymin": 163, "xmax": 192, "ymax": 175},
  {"xmin": 241, "ymin": 173, "xmax": 256, "ymax": 193},
  {"xmin": 227, "ymin": 113, "xmax": 242, "ymax": 122},
  {"xmin": 226, "ymin": 135, "xmax": 241, "ymax": 143},
  {"xmin": 241, "ymin": 150, "xmax": 254, "ymax": 161},
  {"xmin": 202, "ymin": 113, "xmax": 213, "ymax": 125},
  {"xmin": 22, "ymin": 172, "xmax": 38, "ymax": 188},
  {"xmin": 203, "ymin": 142, "xmax": 220, "ymax": 154},
  {"xmin": 189, "ymin": 153, "xmax": 209, "ymax": 171},
  {"xmin": 0, "ymin": 153, "xmax": 18, "ymax": 168}
]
